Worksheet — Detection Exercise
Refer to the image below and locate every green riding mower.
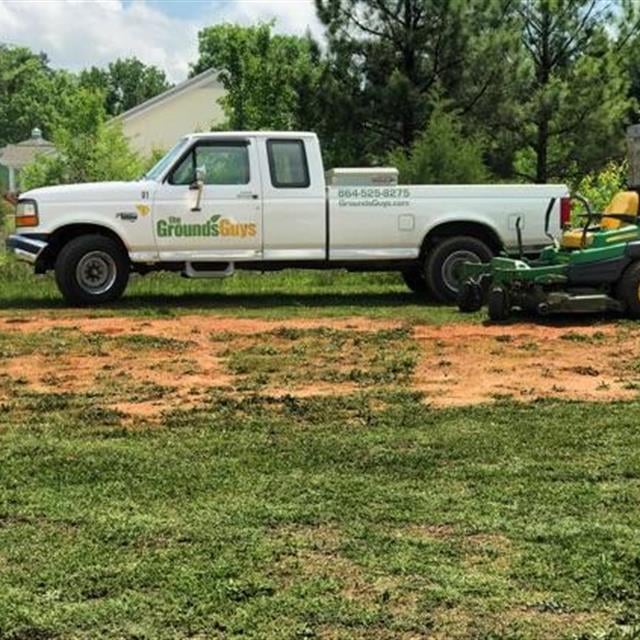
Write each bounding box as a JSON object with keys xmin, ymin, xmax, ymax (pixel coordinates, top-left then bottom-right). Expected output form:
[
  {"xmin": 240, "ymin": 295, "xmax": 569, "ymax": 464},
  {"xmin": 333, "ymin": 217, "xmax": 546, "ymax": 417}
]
[{"xmin": 457, "ymin": 190, "xmax": 640, "ymax": 321}]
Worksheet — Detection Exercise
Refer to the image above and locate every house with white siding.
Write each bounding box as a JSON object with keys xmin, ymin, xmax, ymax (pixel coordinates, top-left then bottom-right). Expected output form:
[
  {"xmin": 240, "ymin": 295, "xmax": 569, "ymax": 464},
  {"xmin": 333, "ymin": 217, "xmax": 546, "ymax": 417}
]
[{"xmin": 114, "ymin": 68, "xmax": 227, "ymax": 157}]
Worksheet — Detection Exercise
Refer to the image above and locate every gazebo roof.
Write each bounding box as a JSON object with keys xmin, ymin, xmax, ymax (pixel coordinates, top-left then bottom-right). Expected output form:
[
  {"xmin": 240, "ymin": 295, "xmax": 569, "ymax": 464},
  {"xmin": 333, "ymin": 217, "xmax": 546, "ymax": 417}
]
[{"xmin": 0, "ymin": 128, "xmax": 56, "ymax": 170}]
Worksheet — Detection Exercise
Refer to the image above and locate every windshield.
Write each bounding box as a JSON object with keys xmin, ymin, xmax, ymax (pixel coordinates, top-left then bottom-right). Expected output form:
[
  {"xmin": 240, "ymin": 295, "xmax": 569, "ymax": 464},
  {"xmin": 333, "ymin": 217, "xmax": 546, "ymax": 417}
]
[{"xmin": 144, "ymin": 138, "xmax": 190, "ymax": 181}]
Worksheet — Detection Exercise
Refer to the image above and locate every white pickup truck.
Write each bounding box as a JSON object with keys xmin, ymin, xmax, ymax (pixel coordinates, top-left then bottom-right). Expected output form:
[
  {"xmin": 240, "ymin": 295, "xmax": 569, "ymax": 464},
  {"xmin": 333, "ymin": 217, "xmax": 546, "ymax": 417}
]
[{"xmin": 6, "ymin": 131, "xmax": 570, "ymax": 305}]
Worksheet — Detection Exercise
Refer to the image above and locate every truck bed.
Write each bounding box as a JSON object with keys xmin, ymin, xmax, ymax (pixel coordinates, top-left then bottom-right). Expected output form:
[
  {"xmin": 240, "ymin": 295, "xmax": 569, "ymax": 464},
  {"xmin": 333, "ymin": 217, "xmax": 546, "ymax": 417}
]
[{"xmin": 328, "ymin": 183, "xmax": 569, "ymax": 260}]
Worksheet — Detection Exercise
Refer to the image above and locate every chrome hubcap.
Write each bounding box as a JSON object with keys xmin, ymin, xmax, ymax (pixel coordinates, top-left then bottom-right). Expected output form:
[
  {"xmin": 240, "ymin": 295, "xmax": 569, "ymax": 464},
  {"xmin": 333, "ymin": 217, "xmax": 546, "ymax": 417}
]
[
  {"xmin": 76, "ymin": 251, "xmax": 117, "ymax": 295},
  {"xmin": 441, "ymin": 250, "xmax": 481, "ymax": 294}
]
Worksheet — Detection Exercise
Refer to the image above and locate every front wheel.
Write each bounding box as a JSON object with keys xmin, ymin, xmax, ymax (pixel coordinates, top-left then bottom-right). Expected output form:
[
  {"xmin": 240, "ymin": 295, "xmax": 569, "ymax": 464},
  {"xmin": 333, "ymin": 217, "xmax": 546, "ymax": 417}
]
[
  {"xmin": 55, "ymin": 235, "xmax": 130, "ymax": 306},
  {"xmin": 488, "ymin": 286, "xmax": 510, "ymax": 322},
  {"xmin": 425, "ymin": 236, "xmax": 493, "ymax": 303}
]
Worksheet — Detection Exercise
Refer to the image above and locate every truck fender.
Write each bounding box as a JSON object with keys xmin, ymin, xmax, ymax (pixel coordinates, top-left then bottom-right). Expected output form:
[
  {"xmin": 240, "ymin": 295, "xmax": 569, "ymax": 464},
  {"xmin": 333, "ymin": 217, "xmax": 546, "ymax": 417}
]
[
  {"xmin": 39, "ymin": 221, "xmax": 130, "ymax": 271},
  {"xmin": 50, "ymin": 216, "xmax": 131, "ymax": 246},
  {"xmin": 418, "ymin": 216, "xmax": 504, "ymax": 257}
]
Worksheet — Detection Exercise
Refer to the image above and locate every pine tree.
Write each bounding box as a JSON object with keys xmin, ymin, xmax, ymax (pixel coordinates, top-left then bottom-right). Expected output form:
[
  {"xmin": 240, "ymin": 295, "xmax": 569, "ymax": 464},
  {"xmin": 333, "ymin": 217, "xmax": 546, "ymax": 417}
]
[
  {"xmin": 314, "ymin": 0, "xmax": 516, "ymax": 158},
  {"xmin": 512, "ymin": 0, "xmax": 632, "ymax": 183}
]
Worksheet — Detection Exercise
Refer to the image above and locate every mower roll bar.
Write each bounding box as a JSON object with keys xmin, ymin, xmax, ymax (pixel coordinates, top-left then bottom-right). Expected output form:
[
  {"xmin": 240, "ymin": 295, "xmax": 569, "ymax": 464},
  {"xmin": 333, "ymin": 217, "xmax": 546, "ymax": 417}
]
[
  {"xmin": 571, "ymin": 194, "xmax": 594, "ymax": 249},
  {"xmin": 576, "ymin": 211, "xmax": 638, "ymax": 225}
]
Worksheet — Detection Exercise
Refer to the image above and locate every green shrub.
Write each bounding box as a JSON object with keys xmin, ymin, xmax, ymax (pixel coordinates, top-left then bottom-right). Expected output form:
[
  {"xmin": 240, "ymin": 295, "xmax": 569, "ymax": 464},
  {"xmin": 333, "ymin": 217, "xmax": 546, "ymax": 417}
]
[
  {"xmin": 388, "ymin": 101, "xmax": 489, "ymax": 184},
  {"xmin": 143, "ymin": 147, "xmax": 166, "ymax": 173},
  {"xmin": 572, "ymin": 161, "xmax": 628, "ymax": 218},
  {"xmin": 20, "ymin": 88, "xmax": 143, "ymax": 190},
  {"xmin": 0, "ymin": 194, "xmax": 13, "ymax": 236}
]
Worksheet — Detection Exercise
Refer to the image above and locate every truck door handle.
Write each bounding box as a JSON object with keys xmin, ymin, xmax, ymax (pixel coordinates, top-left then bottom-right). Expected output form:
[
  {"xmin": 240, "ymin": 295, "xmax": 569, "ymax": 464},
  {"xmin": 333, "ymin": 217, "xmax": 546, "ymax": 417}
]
[{"xmin": 237, "ymin": 192, "xmax": 259, "ymax": 200}]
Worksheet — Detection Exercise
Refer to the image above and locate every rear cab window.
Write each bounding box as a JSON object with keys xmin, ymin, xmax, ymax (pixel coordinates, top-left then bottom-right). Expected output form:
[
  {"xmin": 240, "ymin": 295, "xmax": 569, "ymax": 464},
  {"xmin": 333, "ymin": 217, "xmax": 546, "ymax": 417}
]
[{"xmin": 267, "ymin": 139, "xmax": 310, "ymax": 189}]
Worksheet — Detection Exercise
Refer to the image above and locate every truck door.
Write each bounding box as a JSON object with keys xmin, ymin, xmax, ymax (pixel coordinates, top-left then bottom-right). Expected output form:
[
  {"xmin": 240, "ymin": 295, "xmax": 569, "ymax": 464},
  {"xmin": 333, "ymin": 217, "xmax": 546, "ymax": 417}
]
[
  {"xmin": 152, "ymin": 138, "xmax": 262, "ymax": 261},
  {"xmin": 259, "ymin": 137, "xmax": 326, "ymax": 260}
]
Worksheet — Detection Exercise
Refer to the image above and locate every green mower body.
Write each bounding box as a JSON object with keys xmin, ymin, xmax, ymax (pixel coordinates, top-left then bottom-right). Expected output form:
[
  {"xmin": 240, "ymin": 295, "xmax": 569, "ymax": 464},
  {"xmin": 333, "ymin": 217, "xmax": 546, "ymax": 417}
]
[{"xmin": 458, "ymin": 198, "xmax": 640, "ymax": 321}]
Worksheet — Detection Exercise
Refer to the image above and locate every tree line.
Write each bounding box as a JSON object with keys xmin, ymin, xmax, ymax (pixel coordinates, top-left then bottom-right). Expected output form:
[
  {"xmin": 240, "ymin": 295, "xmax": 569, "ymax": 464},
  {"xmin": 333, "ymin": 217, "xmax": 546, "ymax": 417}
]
[
  {"xmin": 0, "ymin": 51, "xmax": 170, "ymax": 189},
  {"xmin": 194, "ymin": 0, "xmax": 640, "ymax": 184},
  {"xmin": 1, "ymin": 0, "xmax": 639, "ymax": 190}
]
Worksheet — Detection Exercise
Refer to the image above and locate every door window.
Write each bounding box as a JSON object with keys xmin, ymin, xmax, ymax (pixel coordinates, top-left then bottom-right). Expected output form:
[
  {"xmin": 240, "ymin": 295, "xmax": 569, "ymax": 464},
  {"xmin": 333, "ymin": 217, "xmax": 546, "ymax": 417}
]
[
  {"xmin": 169, "ymin": 142, "xmax": 250, "ymax": 186},
  {"xmin": 267, "ymin": 139, "xmax": 310, "ymax": 188}
]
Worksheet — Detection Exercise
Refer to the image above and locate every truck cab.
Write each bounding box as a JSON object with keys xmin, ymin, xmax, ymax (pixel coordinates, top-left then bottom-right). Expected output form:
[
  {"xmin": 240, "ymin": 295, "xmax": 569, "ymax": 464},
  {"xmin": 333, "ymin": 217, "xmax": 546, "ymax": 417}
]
[{"xmin": 147, "ymin": 132, "xmax": 327, "ymax": 263}]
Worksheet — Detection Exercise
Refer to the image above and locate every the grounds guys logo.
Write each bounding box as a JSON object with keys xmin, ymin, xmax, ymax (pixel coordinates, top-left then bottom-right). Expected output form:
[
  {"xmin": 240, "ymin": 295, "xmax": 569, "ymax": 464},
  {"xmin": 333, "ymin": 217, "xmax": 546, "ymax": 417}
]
[{"xmin": 157, "ymin": 215, "xmax": 257, "ymax": 239}]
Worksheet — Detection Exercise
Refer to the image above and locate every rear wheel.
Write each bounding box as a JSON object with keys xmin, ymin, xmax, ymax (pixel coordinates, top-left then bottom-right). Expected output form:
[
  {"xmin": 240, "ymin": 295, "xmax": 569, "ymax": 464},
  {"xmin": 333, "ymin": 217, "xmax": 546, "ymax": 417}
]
[
  {"xmin": 401, "ymin": 268, "xmax": 429, "ymax": 296},
  {"xmin": 425, "ymin": 236, "xmax": 493, "ymax": 303},
  {"xmin": 488, "ymin": 286, "xmax": 510, "ymax": 322},
  {"xmin": 616, "ymin": 261, "xmax": 640, "ymax": 318},
  {"xmin": 55, "ymin": 234, "xmax": 129, "ymax": 306}
]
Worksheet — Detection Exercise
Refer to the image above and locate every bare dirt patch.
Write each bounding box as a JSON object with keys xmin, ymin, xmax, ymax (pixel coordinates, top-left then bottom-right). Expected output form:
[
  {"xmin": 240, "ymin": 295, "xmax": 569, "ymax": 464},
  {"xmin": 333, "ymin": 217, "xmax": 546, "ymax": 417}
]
[
  {"xmin": 1, "ymin": 315, "xmax": 639, "ymax": 420},
  {"xmin": 412, "ymin": 323, "xmax": 640, "ymax": 406}
]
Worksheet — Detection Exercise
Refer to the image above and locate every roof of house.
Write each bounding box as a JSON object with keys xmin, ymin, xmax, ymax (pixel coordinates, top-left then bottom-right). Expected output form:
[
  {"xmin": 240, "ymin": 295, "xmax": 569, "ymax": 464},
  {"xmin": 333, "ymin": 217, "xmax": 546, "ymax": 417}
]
[
  {"xmin": 0, "ymin": 128, "xmax": 56, "ymax": 169},
  {"xmin": 113, "ymin": 68, "xmax": 221, "ymax": 123}
]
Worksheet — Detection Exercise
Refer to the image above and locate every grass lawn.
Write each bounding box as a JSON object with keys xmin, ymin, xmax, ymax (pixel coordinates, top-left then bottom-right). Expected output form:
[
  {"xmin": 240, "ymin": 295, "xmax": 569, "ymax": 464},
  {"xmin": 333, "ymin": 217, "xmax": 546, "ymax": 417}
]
[
  {"xmin": 0, "ymin": 254, "xmax": 639, "ymax": 638},
  {"xmin": 0, "ymin": 257, "xmax": 470, "ymax": 323},
  {"xmin": 0, "ymin": 392, "xmax": 639, "ymax": 639}
]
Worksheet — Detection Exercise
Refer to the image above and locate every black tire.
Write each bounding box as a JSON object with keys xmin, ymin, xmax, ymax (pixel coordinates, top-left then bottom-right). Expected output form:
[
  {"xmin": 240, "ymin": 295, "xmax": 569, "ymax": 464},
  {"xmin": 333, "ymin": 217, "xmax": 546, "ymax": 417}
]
[
  {"xmin": 425, "ymin": 236, "xmax": 493, "ymax": 303},
  {"xmin": 616, "ymin": 261, "xmax": 640, "ymax": 318},
  {"xmin": 401, "ymin": 268, "xmax": 430, "ymax": 296},
  {"xmin": 488, "ymin": 286, "xmax": 510, "ymax": 322},
  {"xmin": 54, "ymin": 234, "xmax": 129, "ymax": 306},
  {"xmin": 457, "ymin": 280, "xmax": 483, "ymax": 313}
]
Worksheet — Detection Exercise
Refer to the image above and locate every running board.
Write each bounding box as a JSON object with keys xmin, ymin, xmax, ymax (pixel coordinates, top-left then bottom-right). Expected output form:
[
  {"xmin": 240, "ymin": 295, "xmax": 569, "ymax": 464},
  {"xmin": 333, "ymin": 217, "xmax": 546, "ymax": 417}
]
[{"xmin": 182, "ymin": 262, "xmax": 235, "ymax": 279}]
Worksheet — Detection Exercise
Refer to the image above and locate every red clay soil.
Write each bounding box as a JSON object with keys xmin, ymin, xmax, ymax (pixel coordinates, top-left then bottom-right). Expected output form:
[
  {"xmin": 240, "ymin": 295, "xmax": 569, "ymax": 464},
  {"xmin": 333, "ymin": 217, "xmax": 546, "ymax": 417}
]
[
  {"xmin": 1, "ymin": 314, "xmax": 639, "ymax": 419},
  {"xmin": 411, "ymin": 323, "xmax": 637, "ymax": 406}
]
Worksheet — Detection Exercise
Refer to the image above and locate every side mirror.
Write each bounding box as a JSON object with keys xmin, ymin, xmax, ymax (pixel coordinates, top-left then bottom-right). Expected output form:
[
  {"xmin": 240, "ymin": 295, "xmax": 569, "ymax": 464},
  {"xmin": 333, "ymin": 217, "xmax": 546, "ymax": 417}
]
[
  {"xmin": 189, "ymin": 166, "xmax": 206, "ymax": 191},
  {"xmin": 191, "ymin": 166, "xmax": 206, "ymax": 211}
]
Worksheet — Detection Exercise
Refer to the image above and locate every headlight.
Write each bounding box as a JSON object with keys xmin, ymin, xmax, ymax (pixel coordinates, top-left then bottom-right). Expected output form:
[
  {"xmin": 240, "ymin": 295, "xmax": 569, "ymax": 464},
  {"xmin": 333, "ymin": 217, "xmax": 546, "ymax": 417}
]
[{"xmin": 15, "ymin": 199, "xmax": 39, "ymax": 228}]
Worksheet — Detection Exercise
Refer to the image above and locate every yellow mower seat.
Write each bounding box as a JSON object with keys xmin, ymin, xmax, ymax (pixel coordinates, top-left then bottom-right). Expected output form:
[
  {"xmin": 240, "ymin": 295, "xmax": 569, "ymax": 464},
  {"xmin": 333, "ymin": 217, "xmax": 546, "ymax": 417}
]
[
  {"xmin": 561, "ymin": 229, "xmax": 593, "ymax": 249},
  {"xmin": 561, "ymin": 191, "xmax": 640, "ymax": 249}
]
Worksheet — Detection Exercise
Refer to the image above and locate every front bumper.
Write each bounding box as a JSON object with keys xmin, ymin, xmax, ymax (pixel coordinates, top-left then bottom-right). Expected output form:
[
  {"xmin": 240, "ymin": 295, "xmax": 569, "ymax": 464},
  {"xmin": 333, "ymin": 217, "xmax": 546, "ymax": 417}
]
[{"xmin": 5, "ymin": 234, "xmax": 49, "ymax": 265}]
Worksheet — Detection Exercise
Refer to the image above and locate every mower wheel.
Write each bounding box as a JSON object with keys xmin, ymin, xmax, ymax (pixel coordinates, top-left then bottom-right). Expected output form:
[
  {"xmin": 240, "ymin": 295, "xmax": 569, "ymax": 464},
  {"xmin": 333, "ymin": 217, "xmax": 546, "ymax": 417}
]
[
  {"xmin": 617, "ymin": 261, "xmax": 640, "ymax": 318},
  {"xmin": 457, "ymin": 280, "xmax": 483, "ymax": 313},
  {"xmin": 488, "ymin": 286, "xmax": 510, "ymax": 322}
]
